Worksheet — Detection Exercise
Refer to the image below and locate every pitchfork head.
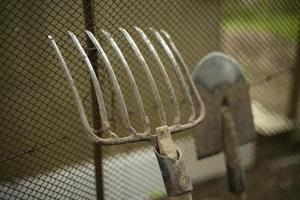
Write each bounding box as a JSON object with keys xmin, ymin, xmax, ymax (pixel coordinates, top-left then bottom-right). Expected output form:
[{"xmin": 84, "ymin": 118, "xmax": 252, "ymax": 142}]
[{"xmin": 48, "ymin": 27, "xmax": 205, "ymax": 145}]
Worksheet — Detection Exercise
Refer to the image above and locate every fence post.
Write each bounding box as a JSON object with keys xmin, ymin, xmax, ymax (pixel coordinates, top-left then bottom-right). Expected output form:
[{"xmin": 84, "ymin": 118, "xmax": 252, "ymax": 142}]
[
  {"xmin": 289, "ymin": 23, "xmax": 300, "ymax": 120},
  {"xmin": 289, "ymin": 14, "xmax": 300, "ymax": 143},
  {"xmin": 82, "ymin": 0, "xmax": 104, "ymax": 199}
]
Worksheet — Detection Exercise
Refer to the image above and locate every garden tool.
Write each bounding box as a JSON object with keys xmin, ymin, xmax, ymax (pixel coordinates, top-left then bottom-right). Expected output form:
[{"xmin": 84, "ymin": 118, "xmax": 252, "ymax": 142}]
[
  {"xmin": 192, "ymin": 52, "xmax": 256, "ymax": 200},
  {"xmin": 48, "ymin": 27, "xmax": 205, "ymax": 200}
]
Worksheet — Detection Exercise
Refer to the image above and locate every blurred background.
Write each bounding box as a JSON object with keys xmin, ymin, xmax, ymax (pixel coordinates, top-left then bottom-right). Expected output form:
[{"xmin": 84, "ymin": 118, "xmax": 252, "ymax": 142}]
[{"xmin": 0, "ymin": 0, "xmax": 300, "ymax": 199}]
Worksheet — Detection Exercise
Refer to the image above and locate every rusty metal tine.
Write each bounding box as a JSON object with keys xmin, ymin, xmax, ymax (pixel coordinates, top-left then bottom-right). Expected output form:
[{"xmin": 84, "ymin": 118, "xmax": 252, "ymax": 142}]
[
  {"xmin": 48, "ymin": 35, "xmax": 105, "ymax": 142},
  {"xmin": 68, "ymin": 31, "xmax": 110, "ymax": 131},
  {"xmin": 101, "ymin": 30, "xmax": 150, "ymax": 133},
  {"xmin": 134, "ymin": 26, "xmax": 181, "ymax": 125},
  {"xmin": 119, "ymin": 27, "xmax": 167, "ymax": 126},
  {"xmin": 85, "ymin": 30, "xmax": 139, "ymax": 135},
  {"xmin": 151, "ymin": 28, "xmax": 196, "ymax": 122},
  {"xmin": 160, "ymin": 30, "xmax": 206, "ymax": 123}
]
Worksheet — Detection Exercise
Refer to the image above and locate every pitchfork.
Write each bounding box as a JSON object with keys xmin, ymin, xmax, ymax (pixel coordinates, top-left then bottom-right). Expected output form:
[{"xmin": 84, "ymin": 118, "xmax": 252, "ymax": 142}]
[{"xmin": 48, "ymin": 27, "xmax": 205, "ymax": 200}]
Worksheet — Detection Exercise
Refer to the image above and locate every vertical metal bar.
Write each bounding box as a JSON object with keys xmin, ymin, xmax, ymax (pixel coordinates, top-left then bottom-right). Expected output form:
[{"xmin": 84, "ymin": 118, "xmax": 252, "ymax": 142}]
[
  {"xmin": 289, "ymin": 18, "xmax": 300, "ymax": 121},
  {"xmin": 82, "ymin": 0, "xmax": 104, "ymax": 199}
]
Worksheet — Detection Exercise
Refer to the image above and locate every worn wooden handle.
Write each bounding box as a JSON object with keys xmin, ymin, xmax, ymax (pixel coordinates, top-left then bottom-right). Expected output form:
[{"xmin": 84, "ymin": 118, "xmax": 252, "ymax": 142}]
[
  {"xmin": 156, "ymin": 126, "xmax": 178, "ymax": 159},
  {"xmin": 168, "ymin": 192, "xmax": 192, "ymax": 200},
  {"xmin": 222, "ymin": 106, "xmax": 247, "ymax": 200}
]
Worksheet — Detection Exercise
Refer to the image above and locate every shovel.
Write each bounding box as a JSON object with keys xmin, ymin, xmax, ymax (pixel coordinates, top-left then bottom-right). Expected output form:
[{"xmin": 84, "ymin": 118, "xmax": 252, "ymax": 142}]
[{"xmin": 192, "ymin": 52, "xmax": 256, "ymax": 200}]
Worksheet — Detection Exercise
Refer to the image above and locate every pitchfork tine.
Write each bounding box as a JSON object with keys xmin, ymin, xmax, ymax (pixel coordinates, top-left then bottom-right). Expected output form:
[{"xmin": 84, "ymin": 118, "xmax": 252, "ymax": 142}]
[
  {"xmin": 50, "ymin": 28, "xmax": 205, "ymax": 144},
  {"xmin": 119, "ymin": 27, "xmax": 167, "ymax": 126},
  {"xmin": 134, "ymin": 26, "xmax": 181, "ymax": 125},
  {"xmin": 48, "ymin": 35, "xmax": 107, "ymax": 142},
  {"xmin": 67, "ymin": 31, "xmax": 110, "ymax": 130},
  {"xmin": 150, "ymin": 28, "xmax": 196, "ymax": 122},
  {"xmin": 160, "ymin": 30, "xmax": 206, "ymax": 123},
  {"xmin": 85, "ymin": 30, "xmax": 139, "ymax": 135},
  {"xmin": 101, "ymin": 30, "xmax": 150, "ymax": 133}
]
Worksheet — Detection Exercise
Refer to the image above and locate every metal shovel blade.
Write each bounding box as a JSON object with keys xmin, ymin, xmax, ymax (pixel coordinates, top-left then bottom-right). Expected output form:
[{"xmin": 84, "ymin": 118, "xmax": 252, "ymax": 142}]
[{"xmin": 192, "ymin": 52, "xmax": 256, "ymax": 159}]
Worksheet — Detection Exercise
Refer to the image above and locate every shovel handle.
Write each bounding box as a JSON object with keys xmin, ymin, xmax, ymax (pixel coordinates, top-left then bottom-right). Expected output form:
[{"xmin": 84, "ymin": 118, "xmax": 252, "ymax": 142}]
[
  {"xmin": 222, "ymin": 106, "xmax": 247, "ymax": 200},
  {"xmin": 168, "ymin": 192, "xmax": 192, "ymax": 200}
]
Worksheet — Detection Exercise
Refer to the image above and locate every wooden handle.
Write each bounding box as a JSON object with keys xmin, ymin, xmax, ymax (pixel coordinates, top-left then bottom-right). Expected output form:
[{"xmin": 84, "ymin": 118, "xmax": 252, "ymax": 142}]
[
  {"xmin": 156, "ymin": 126, "xmax": 178, "ymax": 159},
  {"xmin": 168, "ymin": 192, "xmax": 192, "ymax": 200},
  {"xmin": 222, "ymin": 106, "xmax": 247, "ymax": 200}
]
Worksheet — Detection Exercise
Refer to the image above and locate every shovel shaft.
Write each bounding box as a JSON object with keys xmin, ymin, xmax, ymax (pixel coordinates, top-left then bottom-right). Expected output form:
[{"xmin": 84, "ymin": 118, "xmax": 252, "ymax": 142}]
[
  {"xmin": 222, "ymin": 106, "xmax": 247, "ymax": 199},
  {"xmin": 235, "ymin": 191, "xmax": 247, "ymax": 200},
  {"xmin": 168, "ymin": 192, "xmax": 192, "ymax": 200}
]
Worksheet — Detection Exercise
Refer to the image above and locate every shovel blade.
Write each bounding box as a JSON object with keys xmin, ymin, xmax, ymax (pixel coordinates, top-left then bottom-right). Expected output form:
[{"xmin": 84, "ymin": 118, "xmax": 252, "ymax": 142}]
[{"xmin": 192, "ymin": 52, "xmax": 256, "ymax": 159}]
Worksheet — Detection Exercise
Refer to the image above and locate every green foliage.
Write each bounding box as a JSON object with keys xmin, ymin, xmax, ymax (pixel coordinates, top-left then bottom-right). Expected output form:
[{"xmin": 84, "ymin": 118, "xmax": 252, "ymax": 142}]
[
  {"xmin": 149, "ymin": 190, "xmax": 165, "ymax": 200},
  {"xmin": 223, "ymin": 14, "xmax": 299, "ymax": 42},
  {"xmin": 222, "ymin": 0, "xmax": 299, "ymax": 42}
]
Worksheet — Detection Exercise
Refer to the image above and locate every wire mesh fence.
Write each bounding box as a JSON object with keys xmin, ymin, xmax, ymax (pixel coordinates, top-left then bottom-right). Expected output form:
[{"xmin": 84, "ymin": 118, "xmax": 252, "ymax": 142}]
[{"xmin": 0, "ymin": 0, "xmax": 299, "ymax": 199}]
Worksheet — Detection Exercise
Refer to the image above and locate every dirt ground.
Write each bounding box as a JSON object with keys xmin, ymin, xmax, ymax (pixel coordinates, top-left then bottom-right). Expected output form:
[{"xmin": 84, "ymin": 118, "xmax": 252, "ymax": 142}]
[{"xmin": 192, "ymin": 134, "xmax": 300, "ymax": 200}]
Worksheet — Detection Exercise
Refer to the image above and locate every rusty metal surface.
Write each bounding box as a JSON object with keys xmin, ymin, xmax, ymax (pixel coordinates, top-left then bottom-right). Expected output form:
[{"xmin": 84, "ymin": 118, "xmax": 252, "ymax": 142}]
[
  {"xmin": 192, "ymin": 52, "xmax": 256, "ymax": 159},
  {"xmin": 155, "ymin": 125, "xmax": 192, "ymax": 199},
  {"xmin": 154, "ymin": 149, "xmax": 193, "ymax": 196}
]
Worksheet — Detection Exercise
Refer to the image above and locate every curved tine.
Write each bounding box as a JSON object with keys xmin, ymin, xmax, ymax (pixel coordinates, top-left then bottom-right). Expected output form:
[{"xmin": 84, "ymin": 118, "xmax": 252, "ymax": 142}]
[
  {"xmin": 101, "ymin": 30, "xmax": 150, "ymax": 132},
  {"xmin": 119, "ymin": 27, "xmax": 167, "ymax": 126},
  {"xmin": 85, "ymin": 30, "xmax": 138, "ymax": 135},
  {"xmin": 101, "ymin": 30, "xmax": 150, "ymax": 133},
  {"xmin": 68, "ymin": 31, "xmax": 110, "ymax": 131},
  {"xmin": 150, "ymin": 28, "xmax": 196, "ymax": 122},
  {"xmin": 48, "ymin": 35, "xmax": 104, "ymax": 142},
  {"xmin": 160, "ymin": 30, "xmax": 205, "ymax": 124},
  {"xmin": 134, "ymin": 26, "xmax": 181, "ymax": 125}
]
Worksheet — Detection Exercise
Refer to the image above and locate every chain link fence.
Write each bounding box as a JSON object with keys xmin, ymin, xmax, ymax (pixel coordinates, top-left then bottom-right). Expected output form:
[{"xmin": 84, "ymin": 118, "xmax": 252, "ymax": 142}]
[{"xmin": 0, "ymin": 0, "xmax": 299, "ymax": 199}]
